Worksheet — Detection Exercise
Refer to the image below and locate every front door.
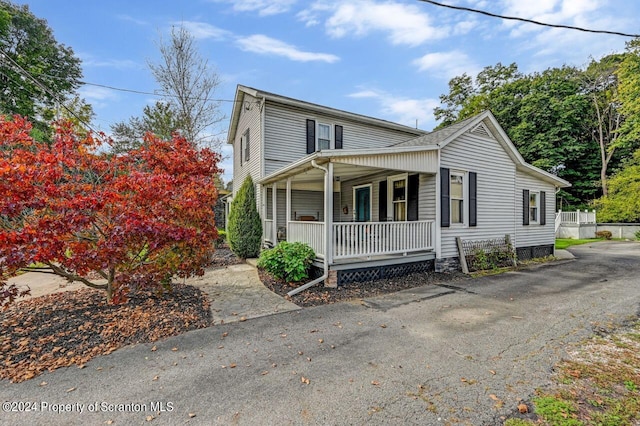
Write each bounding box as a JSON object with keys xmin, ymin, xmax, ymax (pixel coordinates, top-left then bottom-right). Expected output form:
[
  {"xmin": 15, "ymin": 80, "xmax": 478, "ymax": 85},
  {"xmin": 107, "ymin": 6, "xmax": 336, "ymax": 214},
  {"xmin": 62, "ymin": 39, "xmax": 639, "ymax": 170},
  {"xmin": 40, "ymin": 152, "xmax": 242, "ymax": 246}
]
[{"xmin": 355, "ymin": 186, "xmax": 371, "ymax": 222}]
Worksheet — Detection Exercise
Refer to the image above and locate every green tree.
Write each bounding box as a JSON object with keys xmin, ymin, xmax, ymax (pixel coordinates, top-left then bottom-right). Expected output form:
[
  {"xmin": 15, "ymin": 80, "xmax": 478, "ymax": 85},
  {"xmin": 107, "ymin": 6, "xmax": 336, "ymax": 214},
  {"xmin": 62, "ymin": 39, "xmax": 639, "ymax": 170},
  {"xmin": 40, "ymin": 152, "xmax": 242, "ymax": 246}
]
[
  {"xmin": 582, "ymin": 54, "xmax": 626, "ymax": 196},
  {"xmin": 110, "ymin": 101, "xmax": 185, "ymax": 154},
  {"xmin": 434, "ymin": 63, "xmax": 601, "ymax": 205},
  {"xmin": 595, "ymin": 149, "xmax": 640, "ymax": 223},
  {"xmin": 227, "ymin": 176, "xmax": 262, "ymax": 259},
  {"xmin": 0, "ymin": 1, "xmax": 82, "ymax": 135},
  {"xmin": 616, "ymin": 38, "xmax": 640, "ymax": 153}
]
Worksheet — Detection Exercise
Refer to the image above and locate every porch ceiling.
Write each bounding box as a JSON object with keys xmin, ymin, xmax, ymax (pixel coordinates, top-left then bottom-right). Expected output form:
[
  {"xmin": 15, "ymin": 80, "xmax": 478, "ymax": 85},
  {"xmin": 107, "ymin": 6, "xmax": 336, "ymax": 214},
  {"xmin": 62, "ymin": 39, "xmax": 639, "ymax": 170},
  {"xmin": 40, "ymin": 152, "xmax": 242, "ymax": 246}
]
[{"xmin": 260, "ymin": 147, "xmax": 438, "ymax": 189}]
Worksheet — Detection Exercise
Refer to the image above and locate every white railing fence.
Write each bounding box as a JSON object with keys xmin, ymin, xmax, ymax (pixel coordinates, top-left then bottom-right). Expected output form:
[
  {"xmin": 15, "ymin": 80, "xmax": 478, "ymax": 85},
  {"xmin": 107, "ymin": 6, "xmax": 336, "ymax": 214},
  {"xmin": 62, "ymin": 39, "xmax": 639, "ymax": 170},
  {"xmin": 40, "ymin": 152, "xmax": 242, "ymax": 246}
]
[
  {"xmin": 555, "ymin": 211, "xmax": 562, "ymax": 233},
  {"xmin": 333, "ymin": 220, "xmax": 435, "ymax": 260},
  {"xmin": 558, "ymin": 209, "xmax": 596, "ymax": 225},
  {"xmin": 288, "ymin": 221, "xmax": 325, "ymax": 258}
]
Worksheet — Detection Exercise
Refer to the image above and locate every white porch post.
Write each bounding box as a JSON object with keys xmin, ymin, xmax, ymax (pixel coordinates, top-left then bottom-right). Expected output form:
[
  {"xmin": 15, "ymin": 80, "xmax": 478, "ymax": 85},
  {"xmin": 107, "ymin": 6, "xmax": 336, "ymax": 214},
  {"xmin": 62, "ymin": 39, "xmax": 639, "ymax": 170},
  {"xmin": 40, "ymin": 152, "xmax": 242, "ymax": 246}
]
[
  {"xmin": 434, "ymin": 159, "xmax": 442, "ymax": 259},
  {"xmin": 272, "ymin": 183, "xmax": 277, "ymax": 244},
  {"xmin": 286, "ymin": 178, "xmax": 292, "ymax": 239},
  {"xmin": 325, "ymin": 162, "xmax": 334, "ymax": 283}
]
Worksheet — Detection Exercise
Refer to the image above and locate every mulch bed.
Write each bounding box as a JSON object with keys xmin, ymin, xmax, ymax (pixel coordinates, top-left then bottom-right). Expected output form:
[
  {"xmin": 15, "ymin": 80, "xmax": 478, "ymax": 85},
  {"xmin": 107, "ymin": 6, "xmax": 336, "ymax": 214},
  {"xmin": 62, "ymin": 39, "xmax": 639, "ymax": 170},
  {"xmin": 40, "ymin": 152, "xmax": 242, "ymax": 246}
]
[
  {"xmin": 209, "ymin": 247, "xmax": 244, "ymax": 269},
  {"xmin": 0, "ymin": 284, "xmax": 211, "ymax": 383},
  {"xmin": 260, "ymin": 269, "xmax": 468, "ymax": 307}
]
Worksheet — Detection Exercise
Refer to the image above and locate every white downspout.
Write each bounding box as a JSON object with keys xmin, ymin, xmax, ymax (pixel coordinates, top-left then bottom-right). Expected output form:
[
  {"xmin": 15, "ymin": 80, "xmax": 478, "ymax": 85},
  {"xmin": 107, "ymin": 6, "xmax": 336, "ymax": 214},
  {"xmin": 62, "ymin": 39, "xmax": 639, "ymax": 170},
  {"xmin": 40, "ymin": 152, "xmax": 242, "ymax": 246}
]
[{"xmin": 287, "ymin": 159, "xmax": 330, "ymax": 296}]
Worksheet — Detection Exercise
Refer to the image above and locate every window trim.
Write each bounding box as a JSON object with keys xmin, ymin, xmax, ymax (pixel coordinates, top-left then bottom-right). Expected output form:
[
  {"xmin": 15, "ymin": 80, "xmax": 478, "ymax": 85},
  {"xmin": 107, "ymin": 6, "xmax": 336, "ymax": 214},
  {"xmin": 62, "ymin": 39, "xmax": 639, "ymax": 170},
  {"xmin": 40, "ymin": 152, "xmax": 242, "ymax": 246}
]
[
  {"xmin": 529, "ymin": 191, "xmax": 539, "ymax": 225},
  {"xmin": 387, "ymin": 173, "xmax": 408, "ymax": 222},
  {"xmin": 242, "ymin": 128, "xmax": 250, "ymax": 163},
  {"xmin": 449, "ymin": 171, "xmax": 466, "ymax": 226},
  {"xmin": 316, "ymin": 122, "xmax": 332, "ymax": 151}
]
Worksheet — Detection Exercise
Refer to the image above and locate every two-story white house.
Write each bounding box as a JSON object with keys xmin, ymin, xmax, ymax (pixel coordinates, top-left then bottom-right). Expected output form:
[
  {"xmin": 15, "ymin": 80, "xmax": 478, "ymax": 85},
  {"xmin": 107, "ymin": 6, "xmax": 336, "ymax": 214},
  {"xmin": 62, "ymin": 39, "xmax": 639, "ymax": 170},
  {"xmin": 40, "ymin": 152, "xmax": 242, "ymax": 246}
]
[{"xmin": 227, "ymin": 85, "xmax": 570, "ymax": 288}]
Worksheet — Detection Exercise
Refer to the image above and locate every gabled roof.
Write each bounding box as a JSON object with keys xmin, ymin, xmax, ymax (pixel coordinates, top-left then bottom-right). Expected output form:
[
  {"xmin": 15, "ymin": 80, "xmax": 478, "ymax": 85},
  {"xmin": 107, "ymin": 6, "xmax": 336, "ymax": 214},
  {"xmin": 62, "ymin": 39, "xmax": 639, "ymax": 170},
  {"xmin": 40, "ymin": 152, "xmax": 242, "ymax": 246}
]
[
  {"xmin": 227, "ymin": 85, "xmax": 428, "ymax": 144},
  {"xmin": 397, "ymin": 110, "xmax": 570, "ymax": 188}
]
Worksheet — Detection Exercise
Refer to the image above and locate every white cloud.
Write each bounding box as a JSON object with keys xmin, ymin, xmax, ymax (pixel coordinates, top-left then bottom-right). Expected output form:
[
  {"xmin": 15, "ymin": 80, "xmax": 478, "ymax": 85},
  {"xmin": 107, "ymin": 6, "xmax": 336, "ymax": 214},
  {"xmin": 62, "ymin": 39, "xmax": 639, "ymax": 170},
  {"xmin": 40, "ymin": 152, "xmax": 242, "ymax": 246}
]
[
  {"xmin": 178, "ymin": 21, "xmax": 232, "ymax": 40},
  {"xmin": 78, "ymin": 86, "xmax": 119, "ymax": 110},
  {"xmin": 81, "ymin": 56, "xmax": 140, "ymax": 70},
  {"xmin": 116, "ymin": 14, "xmax": 149, "ymax": 26},
  {"xmin": 412, "ymin": 51, "xmax": 479, "ymax": 79},
  {"xmin": 212, "ymin": 0, "xmax": 297, "ymax": 16},
  {"xmin": 236, "ymin": 34, "xmax": 339, "ymax": 63},
  {"xmin": 348, "ymin": 88, "xmax": 439, "ymax": 129},
  {"xmin": 300, "ymin": 1, "xmax": 447, "ymax": 47}
]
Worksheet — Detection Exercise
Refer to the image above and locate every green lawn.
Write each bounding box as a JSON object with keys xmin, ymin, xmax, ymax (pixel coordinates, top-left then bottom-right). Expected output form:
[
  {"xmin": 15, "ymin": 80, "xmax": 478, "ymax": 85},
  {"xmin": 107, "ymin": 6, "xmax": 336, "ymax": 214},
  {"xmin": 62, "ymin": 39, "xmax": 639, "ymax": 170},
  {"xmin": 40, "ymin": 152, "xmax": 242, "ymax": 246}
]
[{"xmin": 555, "ymin": 238, "xmax": 602, "ymax": 250}]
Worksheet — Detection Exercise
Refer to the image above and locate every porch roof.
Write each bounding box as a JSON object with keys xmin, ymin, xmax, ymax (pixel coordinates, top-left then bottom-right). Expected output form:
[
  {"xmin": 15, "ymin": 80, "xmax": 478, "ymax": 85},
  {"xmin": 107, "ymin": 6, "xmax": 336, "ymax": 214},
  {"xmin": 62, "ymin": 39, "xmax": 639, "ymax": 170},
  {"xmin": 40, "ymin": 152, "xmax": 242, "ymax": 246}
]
[{"xmin": 258, "ymin": 145, "xmax": 439, "ymax": 185}]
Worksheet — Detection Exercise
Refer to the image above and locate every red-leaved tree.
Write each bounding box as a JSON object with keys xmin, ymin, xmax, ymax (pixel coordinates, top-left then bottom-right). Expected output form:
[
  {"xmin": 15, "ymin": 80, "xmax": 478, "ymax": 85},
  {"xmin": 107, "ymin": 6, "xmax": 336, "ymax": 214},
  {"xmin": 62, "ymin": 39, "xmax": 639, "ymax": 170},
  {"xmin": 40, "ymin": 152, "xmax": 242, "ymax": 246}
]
[{"xmin": 0, "ymin": 116, "xmax": 221, "ymax": 307}]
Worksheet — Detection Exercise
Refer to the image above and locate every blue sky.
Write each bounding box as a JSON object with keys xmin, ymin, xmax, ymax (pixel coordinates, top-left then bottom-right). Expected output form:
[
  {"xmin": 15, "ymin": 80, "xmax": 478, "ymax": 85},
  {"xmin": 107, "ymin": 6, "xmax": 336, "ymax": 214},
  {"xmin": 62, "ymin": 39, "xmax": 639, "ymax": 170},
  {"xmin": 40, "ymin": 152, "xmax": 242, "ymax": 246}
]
[{"xmin": 24, "ymin": 0, "xmax": 639, "ymax": 183}]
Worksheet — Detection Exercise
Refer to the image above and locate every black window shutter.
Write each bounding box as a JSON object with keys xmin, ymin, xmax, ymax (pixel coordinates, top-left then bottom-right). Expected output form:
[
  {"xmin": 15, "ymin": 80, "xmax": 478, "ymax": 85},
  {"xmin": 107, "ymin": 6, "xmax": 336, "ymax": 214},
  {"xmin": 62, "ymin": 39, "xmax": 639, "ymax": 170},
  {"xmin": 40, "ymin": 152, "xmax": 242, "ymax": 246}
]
[
  {"xmin": 469, "ymin": 172, "xmax": 477, "ymax": 227},
  {"xmin": 306, "ymin": 119, "xmax": 316, "ymax": 154},
  {"xmin": 244, "ymin": 128, "xmax": 250, "ymax": 162},
  {"xmin": 407, "ymin": 174, "xmax": 419, "ymax": 221},
  {"xmin": 540, "ymin": 191, "xmax": 546, "ymax": 225},
  {"xmin": 523, "ymin": 189, "xmax": 530, "ymax": 226},
  {"xmin": 440, "ymin": 168, "xmax": 450, "ymax": 228},
  {"xmin": 379, "ymin": 181, "xmax": 387, "ymax": 222},
  {"xmin": 335, "ymin": 125, "xmax": 343, "ymax": 149}
]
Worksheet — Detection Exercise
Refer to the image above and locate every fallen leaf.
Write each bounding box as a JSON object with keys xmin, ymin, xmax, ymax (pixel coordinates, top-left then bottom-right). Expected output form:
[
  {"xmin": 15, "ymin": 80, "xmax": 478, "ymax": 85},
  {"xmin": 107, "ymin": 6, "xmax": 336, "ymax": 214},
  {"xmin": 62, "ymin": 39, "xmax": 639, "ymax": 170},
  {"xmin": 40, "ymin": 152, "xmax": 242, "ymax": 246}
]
[
  {"xmin": 229, "ymin": 363, "xmax": 237, "ymax": 368},
  {"xmin": 188, "ymin": 413, "xmax": 196, "ymax": 418},
  {"xmin": 239, "ymin": 317, "xmax": 247, "ymax": 322},
  {"xmin": 152, "ymin": 376, "xmax": 159, "ymax": 381},
  {"xmin": 518, "ymin": 403, "xmax": 528, "ymax": 413},
  {"xmin": 489, "ymin": 370, "xmax": 496, "ymax": 375},
  {"xmin": 261, "ymin": 371, "xmax": 269, "ymax": 375},
  {"xmin": 318, "ymin": 339, "xmax": 324, "ymax": 343},
  {"xmin": 171, "ymin": 347, "xmax": 178, "ymax": 351},
  {"xmin": 39, "ymin": 381, "xmax": 47, "ymax": 387},
  {"xmin": 489, "ymin": 394, "xmax": 499, "ymax": 401},
  {"xmin": 460, "ymin": 377, "xmax": 467, "ymax": 382},
  {"xmin": 77, "ymin": 364, "xmax": 85, "ymax": 369},
  {"xmin": 105, "ymin": 420, "xmax": 114, "ymax": 425},
  {"xmin": 146, "ymin": 415, "xmax": 154, "ymax": 421},
  {"xmin": 298, "ymin": 351, "xmax": 303, "ymax": 355},
  {"xmin": 371, "ymin": 380, "xmax": 380, "ymax": 386},
  {"xmin": 301, "ymin": 376, "xmax": 310, "ymax": 385},
  {"xmin": 222, "ymin": 332, "xmax": 228, "ymax": 338},
  {"xmin": 380, "ymin": 324, "xmax": 387, "ymax": 328},
  {"xmin": 151, "ymin": 346, "xmax": 157, "ymax": 352}
]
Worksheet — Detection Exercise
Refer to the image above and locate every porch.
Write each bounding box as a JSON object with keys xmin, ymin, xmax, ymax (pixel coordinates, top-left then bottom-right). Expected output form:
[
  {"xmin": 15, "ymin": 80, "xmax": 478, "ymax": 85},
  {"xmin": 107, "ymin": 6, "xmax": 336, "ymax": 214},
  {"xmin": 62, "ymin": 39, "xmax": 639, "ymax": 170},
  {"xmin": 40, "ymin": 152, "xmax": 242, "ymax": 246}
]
[
  {"xmin": 264, "ymin": 219, "xmax": 436, "ymax": 264},
  {"xmin": 259, "ymin": 147, "xmax": 439, "ymax": 268},
  {"xmin": 555, "ymin": 209, "xmax": 597, "ymax": 239}
]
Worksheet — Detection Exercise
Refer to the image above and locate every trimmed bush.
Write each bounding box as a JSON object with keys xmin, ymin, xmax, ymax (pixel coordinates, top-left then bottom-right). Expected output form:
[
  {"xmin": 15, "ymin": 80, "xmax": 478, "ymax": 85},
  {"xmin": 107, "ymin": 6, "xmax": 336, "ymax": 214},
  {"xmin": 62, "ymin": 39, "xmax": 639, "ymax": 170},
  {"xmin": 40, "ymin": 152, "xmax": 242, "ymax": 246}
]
[
  {"xmin": 595, "ymin": 230, "xmax": 612, "ymax": 240},
  {"xmin": 257, "ymin": 241, "xmax": 315, "ymax": 283},
  {"xmin": 227, "ymin": 176, "xmax": 262, "ymax": 259},
  {"xmin": 214, "ymin": 229, "xmax": 227, "ymax": 248}
]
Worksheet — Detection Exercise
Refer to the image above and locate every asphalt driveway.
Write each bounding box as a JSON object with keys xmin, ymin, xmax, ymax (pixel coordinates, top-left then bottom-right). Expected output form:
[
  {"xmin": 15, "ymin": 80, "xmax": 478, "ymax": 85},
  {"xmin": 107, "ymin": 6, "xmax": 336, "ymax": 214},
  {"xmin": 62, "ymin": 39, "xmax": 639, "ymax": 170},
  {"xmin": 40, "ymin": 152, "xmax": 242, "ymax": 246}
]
[{"xmin": 2, "ymin": 241, "xmax": 639, "ymax": 425}]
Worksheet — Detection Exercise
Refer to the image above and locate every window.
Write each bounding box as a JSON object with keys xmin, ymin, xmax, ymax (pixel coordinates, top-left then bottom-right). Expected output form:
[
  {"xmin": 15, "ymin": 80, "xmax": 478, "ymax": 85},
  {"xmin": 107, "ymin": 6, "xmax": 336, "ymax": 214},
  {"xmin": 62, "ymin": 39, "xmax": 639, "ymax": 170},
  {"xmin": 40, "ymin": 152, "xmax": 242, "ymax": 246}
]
[
  {"xmin": 529, "ymin": 192, "xmax": 538, "ymax": 223},
  {"xmin": 317, "ymin": 123, "xmax": 331, "ymax": 150},
  {"xmin": 243, "ymin": 128, "xmax": 250, "ymax": 163},
  {"xmin": 387, "ymin": 174, "xmax": 408, "ymax": 221},
  {"xmin": 450, "ymin": 173, "xmax": 464, "ymax": 224}
]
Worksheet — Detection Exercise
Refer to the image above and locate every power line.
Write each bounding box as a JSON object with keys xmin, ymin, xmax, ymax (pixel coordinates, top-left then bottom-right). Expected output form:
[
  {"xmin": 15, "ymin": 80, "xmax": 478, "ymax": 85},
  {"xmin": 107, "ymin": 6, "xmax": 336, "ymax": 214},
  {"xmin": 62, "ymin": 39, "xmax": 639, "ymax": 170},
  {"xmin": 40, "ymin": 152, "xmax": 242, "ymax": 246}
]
[
  {"xmin": 79, "ymin": 81, "xmax": 242, "ymax": 103},
  {"xmin": 0, "ymin": 52, "xmax": 104, "ymax": 136},
  {"xmin": 417, "ymin": 0, "xmax": 640, "ymax": 38}
]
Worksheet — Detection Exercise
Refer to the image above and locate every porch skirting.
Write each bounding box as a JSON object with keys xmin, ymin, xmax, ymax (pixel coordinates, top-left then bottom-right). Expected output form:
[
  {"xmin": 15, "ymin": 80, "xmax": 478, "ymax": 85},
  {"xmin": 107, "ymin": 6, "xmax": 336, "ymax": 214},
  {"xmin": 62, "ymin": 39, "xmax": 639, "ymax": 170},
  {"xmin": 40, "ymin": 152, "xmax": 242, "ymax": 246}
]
[
  {"xmin": 331, "ymin": 259, "xmax": 435, "ymax": 286},
  {"xmin": 516, "ymin": 244, "xmax": 554, "ymax": 261}
]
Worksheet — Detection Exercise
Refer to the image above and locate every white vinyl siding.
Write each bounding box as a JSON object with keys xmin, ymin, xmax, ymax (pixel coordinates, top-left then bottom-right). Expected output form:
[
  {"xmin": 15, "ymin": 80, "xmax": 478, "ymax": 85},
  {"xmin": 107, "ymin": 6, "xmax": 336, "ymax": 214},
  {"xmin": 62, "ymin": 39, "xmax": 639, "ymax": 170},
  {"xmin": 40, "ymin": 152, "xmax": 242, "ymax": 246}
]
[
  {"xmin": 232, "ymin": 93, "xmax": 262, "ymax": 210},
  {"xmin": 263, "ymin": 103, "xmax": 423, "ymax": 176},
  {"xmin": 515, "ymin": 170, "xmax": 556, "ymax": 247},
  {"xmin": 439, "ymin": 128, "xmax": 517, "ymax": 259}
]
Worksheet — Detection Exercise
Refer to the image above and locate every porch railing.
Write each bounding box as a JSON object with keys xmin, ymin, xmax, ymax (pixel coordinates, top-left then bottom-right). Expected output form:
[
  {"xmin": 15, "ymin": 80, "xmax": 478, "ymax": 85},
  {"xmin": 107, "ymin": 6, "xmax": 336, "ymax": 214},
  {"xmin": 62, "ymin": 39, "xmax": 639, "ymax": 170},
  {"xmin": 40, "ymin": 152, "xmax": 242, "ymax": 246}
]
[
  {"xmin": 333, "ymin": 220, "xmax": 435, "ymax": 260},
  {"xmin": 288, "ymin": 221, "xmax": 325, "ymax": 258},
  {"xmin": 558, "ymin": 210, "xmax": 596, "ymax": 225},
  {"xmin": 264, "ymin": 219, "xmax": 274, "ymax": 244}
]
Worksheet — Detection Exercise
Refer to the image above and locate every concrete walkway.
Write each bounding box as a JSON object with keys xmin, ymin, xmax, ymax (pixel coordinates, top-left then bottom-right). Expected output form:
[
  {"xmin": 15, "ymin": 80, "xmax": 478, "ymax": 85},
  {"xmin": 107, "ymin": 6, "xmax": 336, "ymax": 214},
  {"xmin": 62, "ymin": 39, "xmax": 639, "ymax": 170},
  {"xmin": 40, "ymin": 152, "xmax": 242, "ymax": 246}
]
[
  {"xmin": 8, "ymin": 262, "xmax": 301, "ymax": 325},
  {"xmin": 185, "ymin": 262, "xmax": 300, "ymax": 324}
]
